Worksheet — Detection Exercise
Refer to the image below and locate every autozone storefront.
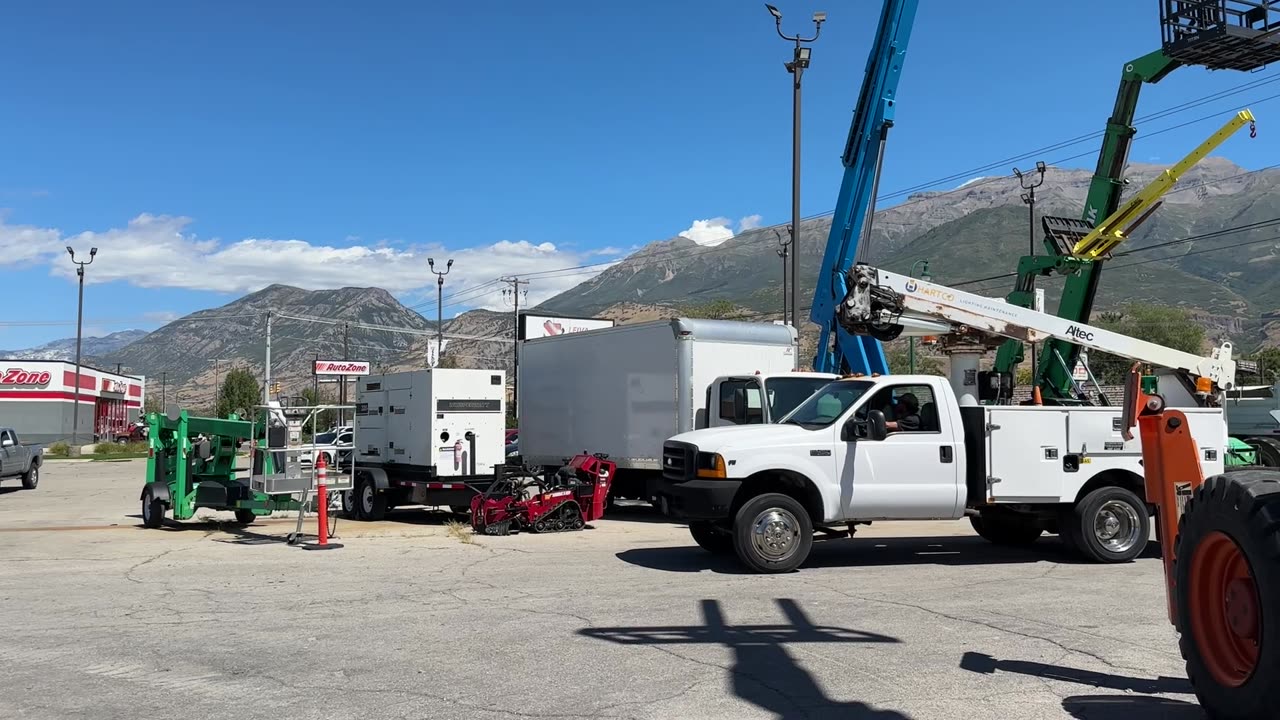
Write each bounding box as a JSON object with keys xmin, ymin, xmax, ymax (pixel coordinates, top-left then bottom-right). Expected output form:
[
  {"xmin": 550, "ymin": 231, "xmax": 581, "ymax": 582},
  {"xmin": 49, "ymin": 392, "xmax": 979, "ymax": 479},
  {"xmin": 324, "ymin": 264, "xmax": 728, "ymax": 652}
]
[{"xmin": 0, "ymin": 360, "xmax": 145, "ymax": 444}]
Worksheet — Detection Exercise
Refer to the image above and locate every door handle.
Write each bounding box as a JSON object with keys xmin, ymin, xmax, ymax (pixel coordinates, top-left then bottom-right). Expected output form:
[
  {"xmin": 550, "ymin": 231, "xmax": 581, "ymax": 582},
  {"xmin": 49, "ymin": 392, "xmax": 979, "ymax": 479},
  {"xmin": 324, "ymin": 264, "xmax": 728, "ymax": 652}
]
[{"xmin": 939, "ymin": 446, "xmax": 953, "ymax": 463}]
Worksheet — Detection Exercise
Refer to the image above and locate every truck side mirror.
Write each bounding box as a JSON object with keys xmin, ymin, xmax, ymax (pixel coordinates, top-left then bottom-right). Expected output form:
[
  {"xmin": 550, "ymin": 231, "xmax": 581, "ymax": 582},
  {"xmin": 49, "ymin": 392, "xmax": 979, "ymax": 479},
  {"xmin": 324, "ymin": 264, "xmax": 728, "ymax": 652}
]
[
  {"xmin": 1, "ymin": 438, "xmax": 12, "ymax": 448},
  {"xmin": 733, "ymin": 387, "xmax": 749, "ymax": 424},
  {"xmin": 866, "ymin": 409, "xmax": 888, "ymax": 441}
]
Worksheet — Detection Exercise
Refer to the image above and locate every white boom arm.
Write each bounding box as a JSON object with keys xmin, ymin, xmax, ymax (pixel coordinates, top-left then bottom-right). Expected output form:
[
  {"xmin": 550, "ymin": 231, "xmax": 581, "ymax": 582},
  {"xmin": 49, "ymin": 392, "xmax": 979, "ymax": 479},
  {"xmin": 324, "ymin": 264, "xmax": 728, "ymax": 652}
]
[{"xmin": 838, "ymin": 264, "xmax": 1236, "ymax": 392}]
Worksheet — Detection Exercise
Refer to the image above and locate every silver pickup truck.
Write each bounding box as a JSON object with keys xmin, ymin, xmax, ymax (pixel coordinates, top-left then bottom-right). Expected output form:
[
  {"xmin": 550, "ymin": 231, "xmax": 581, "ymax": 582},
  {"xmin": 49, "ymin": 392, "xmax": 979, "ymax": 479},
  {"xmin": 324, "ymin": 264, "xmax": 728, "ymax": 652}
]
[{"xmin": 0, "ymin": 428, "xmax": 42, "ymax": 490}]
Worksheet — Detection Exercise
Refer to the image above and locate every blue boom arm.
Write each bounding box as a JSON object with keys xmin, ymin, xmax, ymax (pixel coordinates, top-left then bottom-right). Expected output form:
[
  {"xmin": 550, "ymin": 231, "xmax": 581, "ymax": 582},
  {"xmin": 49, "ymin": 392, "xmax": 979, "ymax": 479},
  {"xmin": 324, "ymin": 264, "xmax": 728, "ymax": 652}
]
[{"xmin": 810, "ymin": 0, "xmax": 918, "ymax": 374}]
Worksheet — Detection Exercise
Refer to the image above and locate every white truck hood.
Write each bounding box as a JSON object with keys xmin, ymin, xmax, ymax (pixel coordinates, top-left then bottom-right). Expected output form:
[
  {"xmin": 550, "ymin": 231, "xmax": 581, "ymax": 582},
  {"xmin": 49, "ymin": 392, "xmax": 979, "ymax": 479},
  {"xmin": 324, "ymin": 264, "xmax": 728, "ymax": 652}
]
[{"xmin": 669, "ymin": 423, "xmax": 815, "ymax": 454}]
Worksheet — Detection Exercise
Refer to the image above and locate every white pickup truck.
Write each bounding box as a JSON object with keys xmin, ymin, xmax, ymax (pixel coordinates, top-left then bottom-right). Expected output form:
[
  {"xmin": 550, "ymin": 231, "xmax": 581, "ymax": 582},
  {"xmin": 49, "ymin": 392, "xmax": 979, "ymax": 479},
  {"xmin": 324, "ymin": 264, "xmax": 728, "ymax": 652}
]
[{"xmin": 657, "ymin": 374, "xmax": 1227, "ymax": 572}]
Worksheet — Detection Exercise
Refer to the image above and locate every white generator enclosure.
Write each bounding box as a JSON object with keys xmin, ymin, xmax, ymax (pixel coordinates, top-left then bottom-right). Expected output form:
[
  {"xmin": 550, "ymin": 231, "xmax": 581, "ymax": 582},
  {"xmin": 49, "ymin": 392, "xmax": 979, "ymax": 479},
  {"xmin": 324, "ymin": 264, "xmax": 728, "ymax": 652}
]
[
  {"xmin": 355, "ymin": 369, "xmax": 507, "ymax": 477},
  {"xmin": 519, "ymin": 318, "xmax": 799, "ymax": 470}
]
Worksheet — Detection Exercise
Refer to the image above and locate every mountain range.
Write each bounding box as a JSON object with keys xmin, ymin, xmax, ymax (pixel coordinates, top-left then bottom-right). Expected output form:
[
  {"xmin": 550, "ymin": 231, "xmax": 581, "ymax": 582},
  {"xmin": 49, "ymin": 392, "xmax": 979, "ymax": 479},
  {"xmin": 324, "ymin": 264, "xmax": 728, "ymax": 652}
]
[
  {"xmin": 5, "ymin": 155, "xmax": 1275, "ymax": 404},
  {"xmin": 1, "ymin": 329, "xmax": 150, "ymax": 363}
]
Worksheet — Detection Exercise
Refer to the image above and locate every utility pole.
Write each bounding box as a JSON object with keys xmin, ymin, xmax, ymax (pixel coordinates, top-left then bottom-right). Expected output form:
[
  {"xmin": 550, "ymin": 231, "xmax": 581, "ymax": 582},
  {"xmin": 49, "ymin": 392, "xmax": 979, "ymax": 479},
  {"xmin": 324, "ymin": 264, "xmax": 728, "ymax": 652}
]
[
  {"xmin": 500, "ymin": 276, "xmax": 529, "ymax": 418},
  {"xmin": 214, "ymin": 358, "xmax": 220, "ymax": 416},
  {"xmin": 773, "ymin": 226, "xmax": 791, "ymax": 324},
  {"xmin": 767, "ymin": 4, "xmax": 824, "ymax": 331},
  {"xmin": 1014, "ymin": 161, "xmax": 1047, "ymax": 376},
  {"xmin": 340, "ymin": 323, "xmax": 349, "ymax": 426},
  {"xmin": 313, "ymin": 352, "xmax": 319, "ymax": 402},
  {"xmin": 161, "ymin": 371, "xmax": 167, "ymax": 411},
  {"xmin": 907, "ymin": 259, "xmax": 931, "ymax": 373},
  {"xmin": 66, "ymin": 245, "xmax": 97, "ymax": 447},
  {"xmin": 263, "ymin": 312, "xmax": 273, "ymax": 406},
  {"xmin": 428, "ymin": 257, "xmax": 453, "ymax": 367}
]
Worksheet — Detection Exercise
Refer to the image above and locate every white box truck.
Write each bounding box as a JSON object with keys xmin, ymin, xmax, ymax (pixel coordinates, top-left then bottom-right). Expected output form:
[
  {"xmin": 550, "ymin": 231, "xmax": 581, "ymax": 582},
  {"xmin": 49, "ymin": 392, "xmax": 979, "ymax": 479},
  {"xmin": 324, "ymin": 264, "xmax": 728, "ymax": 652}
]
[
  {"xmin": 518, "ymin": 318, "xmax": 837, "ymax": 503},
  {"xmin": 346, "ymin": 368, "xmax": 509, "ymax": 520}
]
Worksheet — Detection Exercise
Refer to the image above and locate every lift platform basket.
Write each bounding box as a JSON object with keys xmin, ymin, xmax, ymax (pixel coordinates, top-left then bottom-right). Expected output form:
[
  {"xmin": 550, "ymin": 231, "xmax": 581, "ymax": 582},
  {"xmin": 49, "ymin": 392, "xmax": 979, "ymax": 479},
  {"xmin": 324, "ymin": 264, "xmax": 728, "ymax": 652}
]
[{"xmin": 1161, "ymin": 0, "xmax": 1280, "ymax": 70}]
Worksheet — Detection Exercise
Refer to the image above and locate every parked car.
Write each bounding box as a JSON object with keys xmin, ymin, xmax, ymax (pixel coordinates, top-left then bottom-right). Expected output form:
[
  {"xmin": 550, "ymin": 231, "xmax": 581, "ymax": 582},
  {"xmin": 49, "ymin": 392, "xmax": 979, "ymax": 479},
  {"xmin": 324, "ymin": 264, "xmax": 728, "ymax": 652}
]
[
  {"xmin": 299, "ymin": 430, "xmax": 353, "ymax": 467},
  {"xmin": 0, "ymin": 428, "xmax": 43, "ymax": 490},
  {"xmin": 113, "ymin": 422, "xmax": 148, "ymax": 444}
]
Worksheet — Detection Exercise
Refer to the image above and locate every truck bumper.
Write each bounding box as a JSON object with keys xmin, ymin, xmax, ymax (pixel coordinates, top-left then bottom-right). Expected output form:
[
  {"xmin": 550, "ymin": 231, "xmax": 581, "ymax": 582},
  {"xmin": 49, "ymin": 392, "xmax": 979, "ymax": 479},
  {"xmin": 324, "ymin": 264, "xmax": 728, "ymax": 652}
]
[{"xmin": 657, "ymin": 479, "xmax": 741, "ymax": 521}]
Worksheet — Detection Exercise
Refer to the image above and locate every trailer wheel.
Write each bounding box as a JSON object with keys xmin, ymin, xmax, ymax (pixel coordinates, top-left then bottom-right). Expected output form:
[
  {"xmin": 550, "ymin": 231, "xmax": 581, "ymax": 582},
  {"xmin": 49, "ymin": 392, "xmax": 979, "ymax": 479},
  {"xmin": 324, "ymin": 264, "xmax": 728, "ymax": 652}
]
[
  {"xmin": 357, "ymin": 476, "xmax": 386, "ymax": 521},
  {"xmin": 732, "ymin": 493, "xmax": 813, "ymax": 574},
  {"xmin": 1245, "ymin": 437, "xmax": 1280, "ymax": 467},
  {"xmin": 141, "ymin": 487, "xmax": 165, "ymax": 529},
  {"xmin": 233, "ymin": 510, "xmax": 256, "ymax": 525},
  {"xmin": 341, "ymin": 490, "xmax": 357, "ymax": 518},
  {"xmin": 1068, "ymin": 486, "xmax": 1150, "ymax": 563},
  {"xmin": 969, "ymin": 509, "xmax": 1041, "ymax": 546},
  {"xmin": 20, "ymin": 463, "xmax": 38, "ymax": 490},
  {"xmin": 689, "ymin": 521, "xmax": 734, "ymax": 555},
  {"xmin": 1175, "ymin": 470, "xmax": 1280, "ymax": 720}
]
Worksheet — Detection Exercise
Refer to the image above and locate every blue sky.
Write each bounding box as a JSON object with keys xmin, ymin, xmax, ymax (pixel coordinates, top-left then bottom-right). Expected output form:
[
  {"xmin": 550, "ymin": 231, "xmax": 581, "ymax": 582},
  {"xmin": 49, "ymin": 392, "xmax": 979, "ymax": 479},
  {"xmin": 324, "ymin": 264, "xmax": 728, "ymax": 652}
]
[{"xmin": 0, "ymin": 0, "xmax": 1275, "ymax": 349}]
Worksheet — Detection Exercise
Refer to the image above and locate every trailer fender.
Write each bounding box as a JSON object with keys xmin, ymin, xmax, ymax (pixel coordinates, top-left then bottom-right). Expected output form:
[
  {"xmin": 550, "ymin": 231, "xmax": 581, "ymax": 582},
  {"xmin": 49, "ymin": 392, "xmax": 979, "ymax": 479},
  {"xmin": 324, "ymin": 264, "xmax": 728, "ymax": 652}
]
[
  {"xmin": 141, "ymin": 482, "xmax": 171, "ymax": 505},
  {"xmin": 361, "ymin": 467, "xmax": 391, "ymax": 491}
]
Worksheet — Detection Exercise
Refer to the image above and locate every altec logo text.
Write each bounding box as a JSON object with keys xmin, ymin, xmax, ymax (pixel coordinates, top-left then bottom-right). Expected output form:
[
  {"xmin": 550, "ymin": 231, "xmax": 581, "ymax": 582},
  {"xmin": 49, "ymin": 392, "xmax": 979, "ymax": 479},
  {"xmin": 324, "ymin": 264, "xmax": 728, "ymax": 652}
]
[
  {"xmin": 1065, "ymin": 325, "xmax": 1095, "ymax": 342},
  {"xmin": 0, "ymin": 369, "xmax": 53, "ymax": 386}
]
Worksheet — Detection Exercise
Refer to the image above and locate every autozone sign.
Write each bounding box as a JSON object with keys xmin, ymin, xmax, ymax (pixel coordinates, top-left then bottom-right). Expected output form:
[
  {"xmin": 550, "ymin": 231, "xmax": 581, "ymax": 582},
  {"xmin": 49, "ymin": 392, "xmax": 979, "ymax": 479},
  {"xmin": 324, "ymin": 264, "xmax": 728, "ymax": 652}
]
[
  {"xmin": 0, "ymin": 368, "xmax": 52, "ymax": 387},
  {"xmin": 102, "ymin": 378, "xmax": 127, "ymax": 394},
  {"xmin": 314, "ymin": 360, "xmax": 371, "ymax": 376}
]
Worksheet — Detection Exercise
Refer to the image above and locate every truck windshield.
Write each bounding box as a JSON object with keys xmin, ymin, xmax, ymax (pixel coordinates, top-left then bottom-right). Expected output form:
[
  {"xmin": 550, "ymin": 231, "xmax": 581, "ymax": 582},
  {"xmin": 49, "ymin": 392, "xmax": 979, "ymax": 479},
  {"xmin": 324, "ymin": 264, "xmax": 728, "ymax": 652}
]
[
  {"xmin": 314, "ymin": 432, "xmax": 337, "ymax": 444},
  {"xmin": 765, "ymin": 377, "xmax": 840, "ymax": 421},
  {"xmin": 779, "ymin": 381, "xmax": 874, "ymax": 429}
]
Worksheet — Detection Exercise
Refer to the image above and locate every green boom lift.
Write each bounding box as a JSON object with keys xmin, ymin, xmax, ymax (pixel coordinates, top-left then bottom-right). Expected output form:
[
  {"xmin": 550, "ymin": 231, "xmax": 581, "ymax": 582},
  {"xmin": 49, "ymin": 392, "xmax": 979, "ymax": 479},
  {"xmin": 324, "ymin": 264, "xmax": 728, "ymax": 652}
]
[
  {"xmin": 993, "ymin": 1, "xmax": 1280, "ymax": 401},
  {"xmin": 139, "ymin": 408, "xmax": 301, "ymax": 528}
]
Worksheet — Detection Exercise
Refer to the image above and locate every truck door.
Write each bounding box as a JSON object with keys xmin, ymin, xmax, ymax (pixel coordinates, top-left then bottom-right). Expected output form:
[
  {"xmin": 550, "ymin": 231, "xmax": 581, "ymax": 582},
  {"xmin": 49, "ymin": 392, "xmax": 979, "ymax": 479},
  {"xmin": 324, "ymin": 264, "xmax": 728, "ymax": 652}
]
[
  {"xmin": 986, "ymin": 408, "xmax": 1068, "ymax": 502},
  {"xmin": 1, "ymin": 430, "xmax": 18, "ymax": 475},
  {"xmin": 836, "ymin": 383, "xmax": 962, "ymax": 519}
]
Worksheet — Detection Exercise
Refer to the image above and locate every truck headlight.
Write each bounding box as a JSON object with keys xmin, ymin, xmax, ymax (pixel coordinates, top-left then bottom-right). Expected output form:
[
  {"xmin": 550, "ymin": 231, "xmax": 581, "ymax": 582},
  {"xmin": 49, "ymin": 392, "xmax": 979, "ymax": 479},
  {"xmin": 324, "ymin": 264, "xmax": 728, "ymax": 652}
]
[{"xmin": 696, "ymin": 452, "xmax": 727, "ymax": 479}]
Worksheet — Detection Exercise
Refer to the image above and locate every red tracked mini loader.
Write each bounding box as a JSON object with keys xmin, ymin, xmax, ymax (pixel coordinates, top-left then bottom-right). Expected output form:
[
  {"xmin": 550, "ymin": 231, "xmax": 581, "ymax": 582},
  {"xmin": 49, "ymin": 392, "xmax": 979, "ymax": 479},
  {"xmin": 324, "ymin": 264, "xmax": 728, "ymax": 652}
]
[
  {"xmin": 1124, "ymin": 368, "xmax": 1279, "ymax": 719},
  {"xmin": 470, "ymin": 452, "xmax": 615, "ymax": 536}
]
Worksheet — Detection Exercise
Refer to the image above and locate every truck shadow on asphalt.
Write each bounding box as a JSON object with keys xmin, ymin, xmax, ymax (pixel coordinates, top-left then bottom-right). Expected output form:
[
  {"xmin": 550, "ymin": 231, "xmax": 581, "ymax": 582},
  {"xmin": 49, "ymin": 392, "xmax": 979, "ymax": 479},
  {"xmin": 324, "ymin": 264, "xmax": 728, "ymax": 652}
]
[
  {"xmin": 580, "ymin": 598, "xmax": 913, "ymax": 719},
  {"xmin": 0, "ymin": 486, "xmax": 23, "ymax": 496},
  {"xmin": 961, "ymin": 652, "xmax": 1202, "ymax": 719},
  {"xmin": 616, "ymin": 535, "xmax": 1160, "ymax": 573}
]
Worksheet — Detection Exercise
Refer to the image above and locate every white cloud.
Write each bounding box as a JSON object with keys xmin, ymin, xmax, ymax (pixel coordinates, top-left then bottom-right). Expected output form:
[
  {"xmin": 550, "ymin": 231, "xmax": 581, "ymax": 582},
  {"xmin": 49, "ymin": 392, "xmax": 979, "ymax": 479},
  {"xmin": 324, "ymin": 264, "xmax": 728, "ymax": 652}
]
[
  {"xmin": 3, "ymin": 214, "xmax": 626, "ymax": 315},
  {"xmin": 678, "ymin": 214, "xmax": 765, "ymax": 247}
]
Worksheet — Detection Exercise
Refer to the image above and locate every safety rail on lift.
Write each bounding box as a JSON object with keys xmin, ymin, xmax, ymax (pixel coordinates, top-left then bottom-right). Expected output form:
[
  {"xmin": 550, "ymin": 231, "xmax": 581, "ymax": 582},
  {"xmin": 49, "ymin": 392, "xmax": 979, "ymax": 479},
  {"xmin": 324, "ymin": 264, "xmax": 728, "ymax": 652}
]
[{"xmin": 246, "ymin": 403, "xmax": 356, "ymax": 538}]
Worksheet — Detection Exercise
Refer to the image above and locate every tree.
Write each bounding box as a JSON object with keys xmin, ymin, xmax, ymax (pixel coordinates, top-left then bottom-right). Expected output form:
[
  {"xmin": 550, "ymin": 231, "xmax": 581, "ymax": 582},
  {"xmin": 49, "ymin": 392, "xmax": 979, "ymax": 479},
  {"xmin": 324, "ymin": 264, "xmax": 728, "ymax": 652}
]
[
  {"xmin": 143, "ymin": 395, "xmax": 163, "ymax": 415},
  {"xmin": 1090, "ymin": 304, "xmax": 1206, "ymax": 384},
  {"xmin": 1245, "ymin": 346, "xmax": 1280, "ymax": 383},
  {"xmin": 216, "ymin": 369, "xmax": 261, "ymax": 420},
  {"xmin": 883, "ymin": 343, "xmax": 944, "ymax": 376},
  {"xmin": 297, "ymin": 387, "xmax": 336, "ymax": 437},
  {"xmin": 679, "ymin": 299, "xmax": 738, "ymax": 320}
]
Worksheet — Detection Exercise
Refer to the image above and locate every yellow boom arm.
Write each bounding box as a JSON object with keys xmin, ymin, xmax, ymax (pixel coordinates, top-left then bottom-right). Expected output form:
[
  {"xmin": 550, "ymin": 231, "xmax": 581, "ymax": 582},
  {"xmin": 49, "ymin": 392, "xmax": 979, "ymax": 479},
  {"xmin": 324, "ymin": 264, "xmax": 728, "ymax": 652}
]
[{"xmin": 1072, "ymin": 109, "xmax": 1256, "ymax": 259}]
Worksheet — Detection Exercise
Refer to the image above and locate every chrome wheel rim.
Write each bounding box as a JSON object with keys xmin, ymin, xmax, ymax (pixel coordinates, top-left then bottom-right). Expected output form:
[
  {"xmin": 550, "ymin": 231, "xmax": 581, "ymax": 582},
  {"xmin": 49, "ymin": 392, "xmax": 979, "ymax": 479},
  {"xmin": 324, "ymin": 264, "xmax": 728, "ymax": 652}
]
[
  {"xmin": 750, "ymin": 508, "xmax": 801, "ymax": 562},
  {"xmin": 1094, "ymin": 499, "xmax": 1141, "ymax": 553}
]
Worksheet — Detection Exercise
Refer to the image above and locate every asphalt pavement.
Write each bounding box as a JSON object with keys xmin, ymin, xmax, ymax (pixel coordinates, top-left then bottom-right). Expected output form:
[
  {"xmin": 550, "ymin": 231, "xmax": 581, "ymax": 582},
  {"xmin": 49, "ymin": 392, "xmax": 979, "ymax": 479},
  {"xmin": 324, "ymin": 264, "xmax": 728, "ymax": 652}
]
[{"xmin": 0, "ymin": 460, "xmax": 1205, "ymax": 719}]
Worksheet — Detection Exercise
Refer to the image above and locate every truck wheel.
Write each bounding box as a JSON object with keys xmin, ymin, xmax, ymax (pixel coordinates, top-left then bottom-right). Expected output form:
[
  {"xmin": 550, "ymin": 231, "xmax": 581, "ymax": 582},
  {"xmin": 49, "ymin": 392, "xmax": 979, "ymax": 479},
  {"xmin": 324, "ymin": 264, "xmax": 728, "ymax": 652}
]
[
  {"xmin": 341, "ymin": 490, "xmax": 357, "ymax": 518},
  {"xmin": 969, "ymin": 510, "xmax": 1041, "ymax": 546},
  {"xmin": 732, "ymin": 493, "xmax": 813, "ymax": 574},
  {"xmin": 20, "ymin": 463, "xmax": 39, "ymax": 490},
  {"xmin": 141, "ymin": 487, "xmax": 165, "ymax": 529},
  {"xmin": 233, "ymin": 510, "xmax": 256, "ymax": 525},
  {"xmin": 357, "ymin": 476, "xmax": 387, "ymax": 521},
  {"xmin": 1069, "ymin": 486, "xmax": 1150, "ymax": 563},
  {"xmin": 689, "ymin": 521, "xmax": 734, "ymax": 555},
  {"xmin": 1174, "ymin": 470, "xmax": 1280, "ymax": 719}
]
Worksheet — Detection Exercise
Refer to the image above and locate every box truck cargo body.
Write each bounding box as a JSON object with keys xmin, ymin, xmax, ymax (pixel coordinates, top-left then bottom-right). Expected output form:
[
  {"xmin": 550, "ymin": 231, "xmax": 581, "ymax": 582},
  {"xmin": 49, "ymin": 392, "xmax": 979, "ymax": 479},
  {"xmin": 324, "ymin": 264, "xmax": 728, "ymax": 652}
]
[{"xmin": 519, "ymin": 318, "xmax": 830, "ymax": 501}]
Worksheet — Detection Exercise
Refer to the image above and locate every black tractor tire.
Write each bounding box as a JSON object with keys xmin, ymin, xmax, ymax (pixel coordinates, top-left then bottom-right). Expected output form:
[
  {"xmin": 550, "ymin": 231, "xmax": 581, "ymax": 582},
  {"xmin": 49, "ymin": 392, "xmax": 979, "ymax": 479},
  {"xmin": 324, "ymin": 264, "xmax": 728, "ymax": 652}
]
[
  {"xmin": 20, "ymin": 463, "xmax": 39, "ymax": 490},
  {"xmin": 1245, "ymin": 437, "xmax": 1280, "ymax": 468},
  {"xmin": 356, "ymin": 476, "xmax": 387, "ymax": 522},
  {"xmin": 969, "ymin": 509, "xmax": 1042, "ymax": 546},
  {"xmin": 1174, "ymin": 471, "xmax": 1280, "ymax": 720},
  {"xmin": 141, "ymin": 487, "xmax": 165, "ymax": 529},
  {"xmin": 233, "ymin": 510, "xmax": 256, "ymax": 525},
  {"xmin": 1066, "ymin": 485, "xmax": 1150, "ymax": 563},
  {"xmin": 731, "ymin": 493, "xmax": 813, "ymax": 574},
  {"xmin": 689, "ymin": 520, "xmax": 735, "ymax": 555}
]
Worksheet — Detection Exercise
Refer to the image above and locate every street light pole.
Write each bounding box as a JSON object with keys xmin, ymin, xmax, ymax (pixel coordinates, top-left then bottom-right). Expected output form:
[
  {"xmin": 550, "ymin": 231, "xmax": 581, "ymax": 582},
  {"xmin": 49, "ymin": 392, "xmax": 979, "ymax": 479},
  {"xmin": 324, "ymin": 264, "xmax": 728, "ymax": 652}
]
[
  {"xmin": 1014, "ymin": 161, "xmax": 1047, "ymax": 375},
  {"xmin": 767, "ymin": 4, "xmax": 824, "ymax": 330},
  {"xmin": 908, "ymin": 259, "xmax": 931, "ymax": 374},
  {"xmin": 66, "ymin": 246, "xmax": 97, "ymax": 447},
  {"xmin": 428, "ymin": 257, "xmax": 453, "ymax": 367},
  {"xmin": 773, "ymin": 226, "xmax": 791, "ymax": 323}
]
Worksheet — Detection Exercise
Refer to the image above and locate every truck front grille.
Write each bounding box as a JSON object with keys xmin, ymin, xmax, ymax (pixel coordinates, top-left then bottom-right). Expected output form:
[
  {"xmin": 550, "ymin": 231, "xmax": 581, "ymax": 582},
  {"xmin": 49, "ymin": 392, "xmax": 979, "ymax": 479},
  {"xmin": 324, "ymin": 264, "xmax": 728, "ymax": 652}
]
[{"xmin": 663, "ymin": 441, "xmax": 695, "ymax": 482}]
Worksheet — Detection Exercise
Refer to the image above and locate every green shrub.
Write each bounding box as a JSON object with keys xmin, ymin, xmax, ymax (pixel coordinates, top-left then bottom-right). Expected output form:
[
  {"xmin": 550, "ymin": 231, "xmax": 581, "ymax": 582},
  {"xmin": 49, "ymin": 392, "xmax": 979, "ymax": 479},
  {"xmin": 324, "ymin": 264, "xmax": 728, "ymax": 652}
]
[{"xmin": 47, "ymin": 441, "xmax": 70, "ymax": 457}]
